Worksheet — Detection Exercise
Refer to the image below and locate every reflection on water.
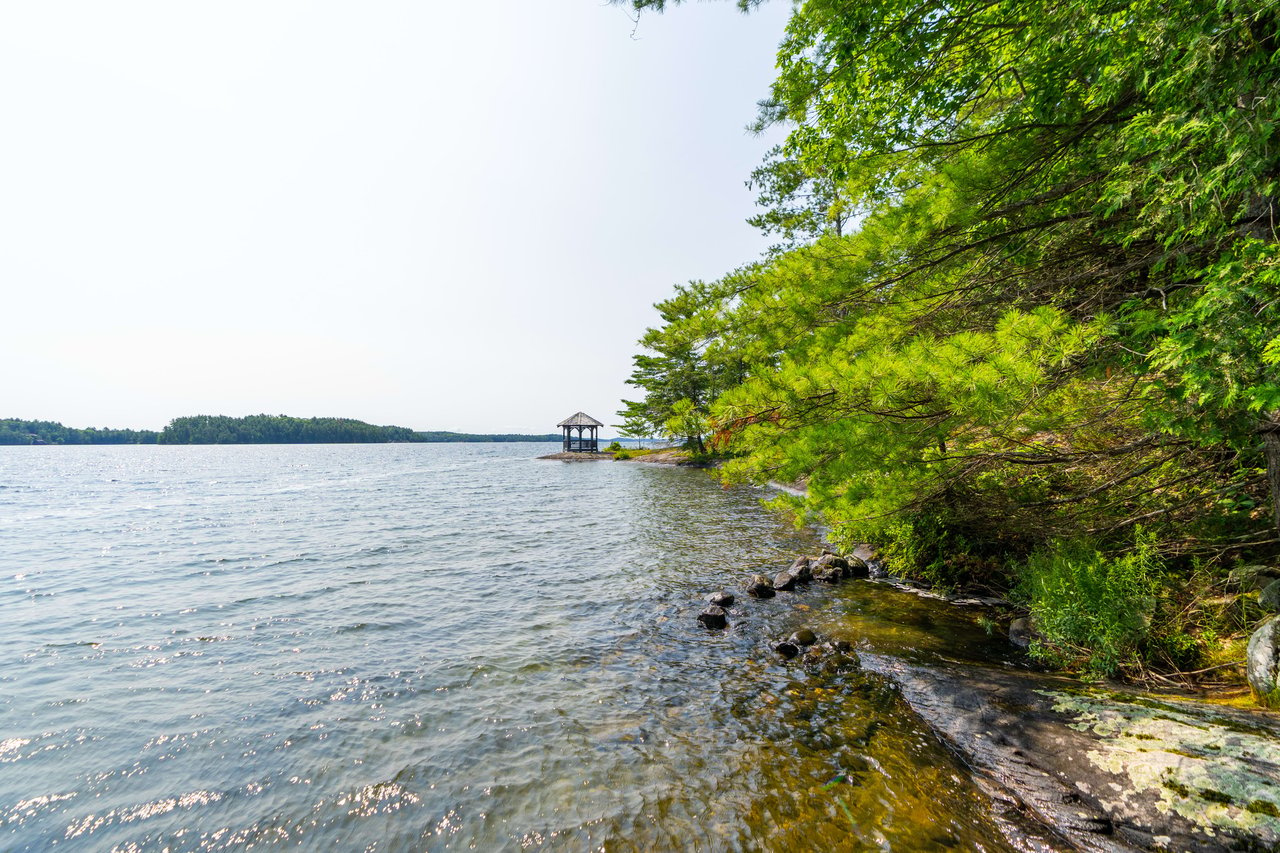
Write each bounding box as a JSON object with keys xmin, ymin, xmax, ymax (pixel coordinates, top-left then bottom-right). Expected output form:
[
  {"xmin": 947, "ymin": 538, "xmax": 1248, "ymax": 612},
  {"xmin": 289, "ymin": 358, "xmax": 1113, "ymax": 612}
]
[{"xmin": 1, "ymin": 445, "xmax": 1028, "ymax": 850}]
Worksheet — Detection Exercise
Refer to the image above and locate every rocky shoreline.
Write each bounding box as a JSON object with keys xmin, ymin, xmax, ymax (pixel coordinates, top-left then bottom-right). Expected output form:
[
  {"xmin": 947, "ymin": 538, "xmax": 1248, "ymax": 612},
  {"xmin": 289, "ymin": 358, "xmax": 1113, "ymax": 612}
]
[{"xmin": 694, "ymin": 545, "xmax": 1280, "ymax": 852}]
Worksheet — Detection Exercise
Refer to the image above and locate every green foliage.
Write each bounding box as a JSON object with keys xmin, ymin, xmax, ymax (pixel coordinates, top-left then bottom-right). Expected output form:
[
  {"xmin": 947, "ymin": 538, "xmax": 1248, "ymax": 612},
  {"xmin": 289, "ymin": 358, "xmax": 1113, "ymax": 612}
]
[
  {"xmin": 0, "ymin": 419, "xmax": 158, "ymax": 445},
  {"xmin": 620, "ymin": 0, "xmax": 1280, "ymax": 678},
  {"xmin": 1014, "ymin": 536, "xmax": 1166, "ymax": 678},
  {"xmin": 158, "ymin": 414, "xmax": 418, "ymax": 444},
  {"xmin": 871, "ymin": 513, "xmax": 1008, "ymax": 593}
]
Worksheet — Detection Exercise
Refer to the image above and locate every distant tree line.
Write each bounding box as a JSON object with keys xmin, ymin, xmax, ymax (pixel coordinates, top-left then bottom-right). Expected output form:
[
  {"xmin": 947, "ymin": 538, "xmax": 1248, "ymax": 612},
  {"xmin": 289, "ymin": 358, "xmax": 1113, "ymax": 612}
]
[
  {"xmin": 1, "ymin": 415, "xmax": 567, "ymax": 446},
  {"xmin": 157, "ymin": 415, "xmax": 418, "ymax": 444},
  {"xmin": 0, "ymin": 419, "xmax": 158, "ymax": 445},
  {"xmin": 413, "ymin": 431, "xmax": 561, "ymax": 443}
]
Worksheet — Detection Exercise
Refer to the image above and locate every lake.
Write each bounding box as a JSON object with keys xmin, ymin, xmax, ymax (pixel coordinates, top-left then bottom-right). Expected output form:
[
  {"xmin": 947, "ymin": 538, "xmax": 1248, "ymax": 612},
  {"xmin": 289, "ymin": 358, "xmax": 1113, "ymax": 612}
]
[{"xmin": 0, "ymin": 444, "xmax": 1025, "ymax": 851}]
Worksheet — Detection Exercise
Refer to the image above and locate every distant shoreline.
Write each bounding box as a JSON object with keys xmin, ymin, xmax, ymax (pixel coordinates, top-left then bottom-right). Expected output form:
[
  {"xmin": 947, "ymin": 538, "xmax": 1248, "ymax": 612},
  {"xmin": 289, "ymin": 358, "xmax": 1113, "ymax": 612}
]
[{"xmin": 1, "ymin": 416, "xmax": 566, "ymax": 446}]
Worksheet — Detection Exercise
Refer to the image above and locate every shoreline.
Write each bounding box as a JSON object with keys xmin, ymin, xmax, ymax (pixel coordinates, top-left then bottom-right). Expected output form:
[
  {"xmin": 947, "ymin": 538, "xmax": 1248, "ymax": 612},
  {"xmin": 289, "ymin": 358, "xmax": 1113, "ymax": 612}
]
[
  {"xmin": 701, "ymin": 541, "xmax": 1280, "ymax": 851},
  {"xmin": 542, "ymin": 448, "xmax": 1280, "ymax": 848}
]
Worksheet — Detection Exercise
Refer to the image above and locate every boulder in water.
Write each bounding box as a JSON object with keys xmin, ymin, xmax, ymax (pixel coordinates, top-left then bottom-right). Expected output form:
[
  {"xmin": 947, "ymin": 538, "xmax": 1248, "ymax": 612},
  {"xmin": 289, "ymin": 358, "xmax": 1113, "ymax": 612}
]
[
  {"xmin": 774, "ymin": 640, "xmax": 799, "ymax": 659},
  {"xmin": 697, "ymin": 606, "xmax": 728, "ymax": 630},
  {"xmin": 708, "ymin": 590, "xmax": 735, "ymax": 607},
  {"xmin": 844, "ymin": 555, "xmax": 870, "ymax": 578},
  {"xmin": 813, "ymin": 565, "xmax": 841, "ymax": 584},
  {"xmin": 1247, "ymin": 615, "xmax": 1280, "ymax": 708},
  {"xmin": 773, "ymin": 571, "xmax": 796, "ymax": 591},
  {"xmin": 746, "ymin": 574, "xmax": 776, "ymax": 598}
]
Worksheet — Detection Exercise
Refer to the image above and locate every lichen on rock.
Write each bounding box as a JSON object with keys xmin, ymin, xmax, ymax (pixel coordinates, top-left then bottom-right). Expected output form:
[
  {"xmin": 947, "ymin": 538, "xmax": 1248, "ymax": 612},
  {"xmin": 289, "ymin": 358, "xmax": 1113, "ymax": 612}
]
[{"xmin": 1041, "ymin": 689, "xmax": 1280, "ymax": 846}]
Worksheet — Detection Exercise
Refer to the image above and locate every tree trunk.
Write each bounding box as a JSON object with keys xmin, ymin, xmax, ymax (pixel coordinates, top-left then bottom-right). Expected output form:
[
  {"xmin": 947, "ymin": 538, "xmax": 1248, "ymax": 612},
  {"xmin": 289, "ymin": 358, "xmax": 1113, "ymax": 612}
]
[{"xmin": 1265, "ymin": 417, "xmax": 1280, "ymax": 536}]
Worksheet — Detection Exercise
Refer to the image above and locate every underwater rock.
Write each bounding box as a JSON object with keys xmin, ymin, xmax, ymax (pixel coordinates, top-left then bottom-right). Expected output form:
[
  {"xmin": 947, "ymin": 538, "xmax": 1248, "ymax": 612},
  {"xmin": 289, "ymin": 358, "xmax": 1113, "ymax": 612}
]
[
  {"xmin": 861, "ymin": 656, "xmax": 1280, "ymax": 852},
  {"xmin": 790, "ymin": 628, "xmax": 817, "ymax": 646}
]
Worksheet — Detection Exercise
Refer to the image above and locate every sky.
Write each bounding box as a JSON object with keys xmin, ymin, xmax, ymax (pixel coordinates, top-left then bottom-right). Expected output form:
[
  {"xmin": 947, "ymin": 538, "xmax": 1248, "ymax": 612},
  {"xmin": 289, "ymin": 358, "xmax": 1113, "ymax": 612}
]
[{"xmin": 0, "ymin": 1, "xmax": 792, "ymax": 434}]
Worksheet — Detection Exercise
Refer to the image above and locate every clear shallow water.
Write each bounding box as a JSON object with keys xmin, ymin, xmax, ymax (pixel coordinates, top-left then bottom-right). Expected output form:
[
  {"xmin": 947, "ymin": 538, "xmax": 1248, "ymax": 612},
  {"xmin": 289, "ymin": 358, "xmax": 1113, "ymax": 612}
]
[{"xmin": 0, "ymin": 444, "xmax": 1024, "ymax": 851}]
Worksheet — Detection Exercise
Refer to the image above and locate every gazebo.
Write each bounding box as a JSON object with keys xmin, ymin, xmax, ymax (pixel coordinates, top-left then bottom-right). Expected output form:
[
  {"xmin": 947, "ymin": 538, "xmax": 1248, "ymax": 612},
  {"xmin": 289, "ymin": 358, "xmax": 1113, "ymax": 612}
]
[{"xmin": 558, "ymin": 411, "xmax": 603, "ymax": 452}]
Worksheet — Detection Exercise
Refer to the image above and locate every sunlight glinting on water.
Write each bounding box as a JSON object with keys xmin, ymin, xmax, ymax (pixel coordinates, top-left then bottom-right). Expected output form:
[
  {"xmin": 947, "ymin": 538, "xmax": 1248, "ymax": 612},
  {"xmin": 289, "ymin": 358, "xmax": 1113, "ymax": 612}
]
[{"xmin": 0, "ymin": 444, "xmax": 1022, "ymax": 851}]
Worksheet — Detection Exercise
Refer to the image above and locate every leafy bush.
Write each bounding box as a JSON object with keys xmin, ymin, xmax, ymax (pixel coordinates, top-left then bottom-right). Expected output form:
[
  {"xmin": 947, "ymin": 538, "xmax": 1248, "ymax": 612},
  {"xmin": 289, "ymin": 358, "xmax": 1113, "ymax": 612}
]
[
  {"xmin": 606, "ymin": 441, "xmax": 623, "ymax": 452},
  {"xmin": 1014, "ymin": 534, "xmax": 1165, "ymax": 678}
]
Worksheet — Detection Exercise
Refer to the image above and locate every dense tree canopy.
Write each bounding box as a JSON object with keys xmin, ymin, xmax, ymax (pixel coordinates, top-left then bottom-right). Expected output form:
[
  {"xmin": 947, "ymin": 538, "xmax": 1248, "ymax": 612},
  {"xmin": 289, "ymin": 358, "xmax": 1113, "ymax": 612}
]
[
  {"xmin": 621, "ymin": 1, "xmax": 1280, "ymax": 671},
  {"xmin": 158, "ymin": 415, "xmax": 419, "ymax": 444},
  {"xmin": 0, "ymin": 419, "xmax": 158, "ymax": 445}
]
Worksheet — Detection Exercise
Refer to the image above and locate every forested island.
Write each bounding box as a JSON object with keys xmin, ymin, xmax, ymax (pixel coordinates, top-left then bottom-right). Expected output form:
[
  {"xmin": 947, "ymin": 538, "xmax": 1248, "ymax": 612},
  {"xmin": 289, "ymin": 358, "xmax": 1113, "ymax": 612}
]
[
  {"xmin": 620, "ymin": 0, "xmax": 1280, "ymax": 697},
  {"xmin": 0, "ymin": 416, "xmax": 561, "ymax": 445},
  {"xmin": 157, "ymin": 415, "xmax": 419, "ymax": 444},
  {"xmin": 0, "ymin": 419, "xmax": 159, "ymax": 445}
]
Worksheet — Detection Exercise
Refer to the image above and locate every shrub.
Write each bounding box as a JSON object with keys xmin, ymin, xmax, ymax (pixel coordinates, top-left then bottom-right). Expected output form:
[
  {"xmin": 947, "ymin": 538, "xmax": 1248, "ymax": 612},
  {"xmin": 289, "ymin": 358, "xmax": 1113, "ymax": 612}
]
[
  {"xmin": 870, "ymin": 513, "xmax": 1007, "ymax": 593},
  {"xmin": 1014, "ymin": 533, "xmax": 1164, "ymax": 678},
  {"xmin": 606, "ymin": 441, "xmax": 622, "ymax": 452}
]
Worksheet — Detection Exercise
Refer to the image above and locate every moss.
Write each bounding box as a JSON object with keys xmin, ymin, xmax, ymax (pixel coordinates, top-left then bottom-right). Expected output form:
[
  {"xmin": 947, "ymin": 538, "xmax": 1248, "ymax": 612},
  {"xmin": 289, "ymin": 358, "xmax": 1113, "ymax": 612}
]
[
  {"xmin": 1253, "ymin": 687, "xmax": 1280, "ymax": 711},
  {"xmin": 1247, "ymin": 800, "xmax": 1280, "ymax": 818},
  {"xmin": 1200, "ymin": 788, "xmax": 1234, "ymax": 805}
]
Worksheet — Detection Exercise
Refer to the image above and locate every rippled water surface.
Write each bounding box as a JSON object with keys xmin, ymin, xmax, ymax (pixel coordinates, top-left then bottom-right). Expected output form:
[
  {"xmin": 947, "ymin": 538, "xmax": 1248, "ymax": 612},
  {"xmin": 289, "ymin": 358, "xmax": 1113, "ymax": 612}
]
[{"xmin": 1, "ymin": 444, "xmax": 1025, "ymax": 851}]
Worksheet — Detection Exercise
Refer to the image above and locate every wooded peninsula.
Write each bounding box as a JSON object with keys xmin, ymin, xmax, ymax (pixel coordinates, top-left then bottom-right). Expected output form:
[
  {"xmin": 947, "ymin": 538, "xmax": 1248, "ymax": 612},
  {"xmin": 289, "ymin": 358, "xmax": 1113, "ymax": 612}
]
[{"xmin": 0, "ymin": 417, "xmax": 559, "ymax": 446}]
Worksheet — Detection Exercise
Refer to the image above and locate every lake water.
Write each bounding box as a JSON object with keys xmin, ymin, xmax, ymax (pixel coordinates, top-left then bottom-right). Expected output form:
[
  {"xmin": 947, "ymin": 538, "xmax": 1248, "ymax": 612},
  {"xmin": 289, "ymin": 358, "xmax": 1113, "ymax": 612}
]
[{"xmin": 0, "ymin": 444, "xmax": 1027, "ymax": 851}]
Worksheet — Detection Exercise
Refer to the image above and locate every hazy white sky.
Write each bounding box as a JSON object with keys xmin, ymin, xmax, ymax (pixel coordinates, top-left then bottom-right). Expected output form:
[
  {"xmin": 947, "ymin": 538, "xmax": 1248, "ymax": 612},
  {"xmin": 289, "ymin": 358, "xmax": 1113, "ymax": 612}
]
[{"xmin": 0, "ymin": 1, "xmax": 789, "ymax": 433}]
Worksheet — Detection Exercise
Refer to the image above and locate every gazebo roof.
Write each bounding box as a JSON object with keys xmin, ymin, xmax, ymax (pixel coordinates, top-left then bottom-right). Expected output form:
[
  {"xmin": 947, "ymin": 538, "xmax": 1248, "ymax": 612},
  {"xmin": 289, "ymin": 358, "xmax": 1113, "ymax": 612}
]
[{"xmin": 557, "ymin": 411, "xmax": 604, "ymax": 428}]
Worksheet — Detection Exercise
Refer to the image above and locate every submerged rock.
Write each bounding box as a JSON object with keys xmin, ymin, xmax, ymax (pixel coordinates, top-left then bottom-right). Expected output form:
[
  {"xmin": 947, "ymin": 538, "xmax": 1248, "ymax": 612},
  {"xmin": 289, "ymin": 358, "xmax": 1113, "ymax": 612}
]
[
  {"xmin": 697, "ymin": 606, "xmax": 728, "ymax": 630},
  {"xmin": 746, "ymin": 574, "xmax": 776, "ymax": 598},
  {"xmin": 862, "ymin": 656, "xmax": 1280, "ymax": 852},
  {"xmin": 708, "ymin": 590, "xmax": 734, "ymax": 607},
  {"xmin": 773, "ymin": 570, "xmax": 797, "ymax": 591},
  {"xmin": 790, "ymin": 628, "xmax": 817, "ymax": 646},
  {"xmin": 1248, "ymin": 615, "xmax": 1280, "ymax": 708}
]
